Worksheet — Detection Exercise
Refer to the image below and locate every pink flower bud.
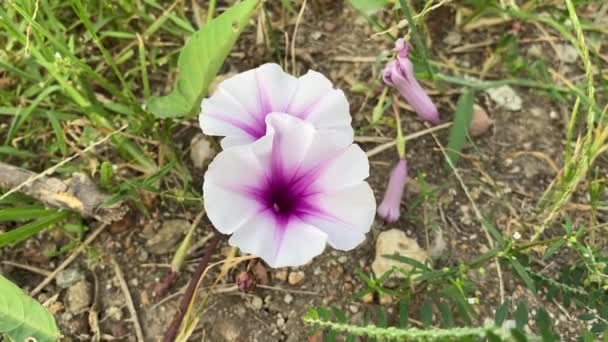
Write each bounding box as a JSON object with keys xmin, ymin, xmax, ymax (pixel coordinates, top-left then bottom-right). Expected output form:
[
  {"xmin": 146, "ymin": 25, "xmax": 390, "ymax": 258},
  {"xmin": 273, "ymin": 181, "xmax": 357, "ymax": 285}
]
[
  {"xmin": 383, "ymin": 39, "xmax": 440, "ymax": 125},
  {"xmin": 377, "ymin": 159, "xmax": 408, "ymax": 223},
  {"xmin": 236, "ymin": 271, "xmax": 256, "ymax": 292}
]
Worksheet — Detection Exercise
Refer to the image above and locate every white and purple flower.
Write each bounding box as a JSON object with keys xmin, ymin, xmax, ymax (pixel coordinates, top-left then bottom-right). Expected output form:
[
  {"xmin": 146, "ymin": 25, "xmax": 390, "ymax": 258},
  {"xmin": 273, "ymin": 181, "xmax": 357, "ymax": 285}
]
[
  {"xmin": 200, "ymin": 63, "xmax": 353, "ymax": 148},
  {"xmin": 203, "ymin": 114, "xmax": 375, "ymax": 267}
]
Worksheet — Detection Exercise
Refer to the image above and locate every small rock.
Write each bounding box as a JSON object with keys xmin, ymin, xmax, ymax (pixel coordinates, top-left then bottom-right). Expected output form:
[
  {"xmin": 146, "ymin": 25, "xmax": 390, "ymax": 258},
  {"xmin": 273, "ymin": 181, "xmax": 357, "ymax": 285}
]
[
  {"xmin": 555, "ymin": 44, "xmax": 578, "ymax": 64},
  {"xmin": 110, "ymin": 321, "xmax": 128, "ymax": 338},
  {"xmin": 469, "ymin": 104, "xmax": 493, "ymax": 137},
  {"xmin": 311, "ymin": 31, "xmax": 322, "ymax": 40},
  {"xmin": 56, "ymin": 268, "xmax": 85, "ymax": 288},
  {"xmin": 288, "ymin": 271, "xmax": 305, "ymax": 285},
  {"xmin": 283, "ymin": 294, "xmax": 294, "ymax": 304},
  {"xmin": 349, "ymin": 305, "xmax": 359, "ymax": 313},
  {"xmin": 443, "ymin": 32, "xmax": 462, "ymax": 46},
  {"xmin": 323, "ymin": 22, "xmax": 337, "ymax": 32},
  {"xmin": 337, "ymin": 255, "xmax": 348, "ymax": 264},
  {"xmin": 146, "ymin": 219, "xmax": 190, "ymax": 255},
  {"xmin": 275, "ymin": 269, "xmax": 288, "ymax": 282},
  {"xmin": 190, "ymin": 134, "xmax": 216, "ymax": 169},
  {"xmin": 361, "ymin": 292, "xmax": 374, "ymax": 304},
  {"xmin": 527, "ymin": 44, "xmax": 543, "ymax": 58},
  {"xmin": 309, "ymin": 331, "xmax": 324, "ymax": 342},
  {"xmin": 429, "ymin": 230, "xmax": 448, "ymax": 259},
  {"xmin": 106, "ymin": 306, "xmax": 123, "ymax": 321},
  {"xmin": 66, "ymin": 280, "xmax": 92, "ymax": 314},
  {"xmin": 371, "ymin": 229, "xmax": 429, "ymax": 279},
  {"xmin": 379, "ymin": 293, "xmax": 394, "ymax": 305},
  {"xmin": 216, "ymin": 319, "xmax": 241, "ymax": 341},
  {"xmin": 250, "ymin": 296, "xmax": 263, "ymax": 310},
  {"xmin": 486, "ymin": 86, "xmax": 522, "ymax": 111},
  {"xmin": 276, "ymin": 314, "xmax": 286, "ymax": 329}
]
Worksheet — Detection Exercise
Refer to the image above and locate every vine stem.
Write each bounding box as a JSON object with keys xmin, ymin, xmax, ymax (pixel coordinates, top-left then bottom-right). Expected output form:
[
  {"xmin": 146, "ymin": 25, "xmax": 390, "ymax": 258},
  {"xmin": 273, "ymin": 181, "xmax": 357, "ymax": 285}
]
[{"xmin": 163, "ymin": 234, "xmax": 222, "ymax": 342}]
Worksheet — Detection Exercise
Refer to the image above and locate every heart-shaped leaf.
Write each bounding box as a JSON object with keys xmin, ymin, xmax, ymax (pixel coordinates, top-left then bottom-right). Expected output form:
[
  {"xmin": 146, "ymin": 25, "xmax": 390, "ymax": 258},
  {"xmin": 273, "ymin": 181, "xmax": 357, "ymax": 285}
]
[{"xmin": 148, "ymin": 0, "xmax": 259, "ymax": 118}]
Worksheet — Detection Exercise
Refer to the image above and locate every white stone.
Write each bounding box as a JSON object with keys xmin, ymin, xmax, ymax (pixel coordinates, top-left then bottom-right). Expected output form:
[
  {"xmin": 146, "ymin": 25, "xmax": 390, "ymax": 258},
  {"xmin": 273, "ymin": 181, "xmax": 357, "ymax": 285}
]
[
  {"xmin": 371, "ymin": 229, "xmax": 429, "ymax": 279},
  {"xmin": 486, "ymin": 85, "xmax": 522, "ymax": 111}
]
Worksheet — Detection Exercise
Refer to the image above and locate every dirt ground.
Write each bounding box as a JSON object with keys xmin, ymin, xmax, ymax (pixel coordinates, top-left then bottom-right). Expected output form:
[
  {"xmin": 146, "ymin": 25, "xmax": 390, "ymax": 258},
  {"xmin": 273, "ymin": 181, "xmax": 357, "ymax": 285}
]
[{"xmin": 0, "ymin": 1, "xmax": 602, "ymax": 341}]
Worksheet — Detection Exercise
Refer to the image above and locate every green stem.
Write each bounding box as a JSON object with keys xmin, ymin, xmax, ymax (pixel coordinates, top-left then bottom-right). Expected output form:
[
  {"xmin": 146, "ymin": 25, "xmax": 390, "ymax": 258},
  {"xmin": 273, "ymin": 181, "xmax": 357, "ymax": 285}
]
[
  {"xmin": 397, "ymin": 0, "xmax": 434, "ymax": 81},
  {"xmin": 392, "ymin": 98, "xmax": 406, "ymax": 159},
  {"xmin": 207, "ymin": 0, "xmax": 216, "ymax": 23}
]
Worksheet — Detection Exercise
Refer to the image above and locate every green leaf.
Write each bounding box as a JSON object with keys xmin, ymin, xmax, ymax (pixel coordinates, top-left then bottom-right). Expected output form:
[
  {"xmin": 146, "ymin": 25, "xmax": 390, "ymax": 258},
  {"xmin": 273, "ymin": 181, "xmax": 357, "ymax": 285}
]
[
  {"xmin": 0, "ymin": 146, "xmax": 36, "ymax": 159},
  {"xmin": 0, "ymin": 207, "xmax": 56, "ymax": 222},
  {"xmin": 421, "ymin": 300, "xmax": 433, "ymax": 328},
  {"xmin": 494, "ymin": 300, "xmax": 510, "ymax": 325},
  {"xmin": 0, "ymin": 211, "xmax": 69, "ymax": 247},
  {"xmin": 398, "ymin": 299, "xmax": 409, "ymax": 328},
  {"xmin": 515, "ymin": 302, "xmax": 528, "ymax": 329},
  {"xmin": 445, "ymin": 89, "xmax": 474, "ymax": 166},
  {"xmin": 438, "ymin": 301, "xmax": 454, "ymax": 327},
  {"xmin": 510, "ymin": 258, "xmax": 537, "ymax": 293},
  {"xmin": 382, "ymin": 254, "xmax": 430, "ymax": 271},
  {"xmin": 543, "ymin": 239, "xmax": 565, "ymax": 260},
  {"xmin": 147, "ymin": 0, "xmax": 259, "ymax": 118},
  {"xmin": 0, "ymin": 275, "xmax": 60, "ymax": 342},
  {"xmin": 100, "ymin": 161, "xmax": 114, "ymax": 190},
  {"xmin": 349, "ymin": 0, "xmax": 390, "ymax": 15}
]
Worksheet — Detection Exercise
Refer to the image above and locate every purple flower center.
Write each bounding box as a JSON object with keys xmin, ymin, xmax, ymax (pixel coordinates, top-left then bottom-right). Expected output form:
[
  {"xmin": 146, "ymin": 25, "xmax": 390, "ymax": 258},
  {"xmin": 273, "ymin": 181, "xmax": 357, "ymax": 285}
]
[{"xmin": 264, "ymin": 179, "xmax": 302, "ymax": 217}]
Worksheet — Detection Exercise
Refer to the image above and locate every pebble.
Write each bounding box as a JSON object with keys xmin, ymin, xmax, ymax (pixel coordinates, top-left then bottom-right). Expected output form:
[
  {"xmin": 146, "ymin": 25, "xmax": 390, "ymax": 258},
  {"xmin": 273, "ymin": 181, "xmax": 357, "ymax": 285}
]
[
  {"xmin": 146, "ymin": 219, "xmax": 190, "ymax": 255},
  {"xmin": 337, "ymin": 255, "xmax": 348, "ymax": 264},
  {"xmin": 288, "ymin": 271, "xmax": 305, "ymax": 285},
  {"xmin": 276, "ymin": 314, "xmax": 286, "ymax": 329},
  {"xmin": 371, "ymin": 229, "xmax": 429, "ymax": 279},
  {"xmin": 486, "ymin": 85, "xmax": 522, "ymax": 111},
  {"xmin": 216, "ymin": 319, "xmax": 241, "ymax": 341},
  {"xmin": 275, "ymin": 269, "xmax": 288, "ymax": 282},
  {"xmin": 443, "ymin": 32, "xmax": 462, "ymax": 46},
  {"xmin": 429, "ymin": 230, "xmax": 448, "ymax": 259},
  {"xmin": 361, "ymin": 292, "xmax": 374, "ymax": 304},
  {"xmin": 56, "ymin": 268, "xmax": 85, "ymax": 288},
  {"xmin": 66, "ymin": 280, "xmax": 92, "ymax": 314},
  {"xmin": 250, "ymin": 296, "xmax": 263, "ymax": 310},
  {"xmin": 555, "ymin": 44, "xmax": 579, "ymax": 64},
  {"xmin": 190, "ymin": 134, "xmax": 216, "ymax": 169},
  {"xmin": 349, "ymin": 305, "xmax": 359, "ymax": 313},
  {"xmin": 379, "ymin": 293, "xmax": 394, "ymax": 305},
  {"xmin": 106, "ymin": 306, "xmax": 123, "ymax": 321},
  {"xmin": 283, "ymin": 294, "xmax": 294, "ymax": 304},
  {"xmin": 469, "ymin": 104, "xmax": 493, "ymax": 137}
]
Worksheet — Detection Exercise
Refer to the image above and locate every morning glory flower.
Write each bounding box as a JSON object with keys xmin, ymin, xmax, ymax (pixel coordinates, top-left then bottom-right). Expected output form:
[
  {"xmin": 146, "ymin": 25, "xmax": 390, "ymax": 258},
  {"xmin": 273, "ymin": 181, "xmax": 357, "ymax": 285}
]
[
  {"xmin": 200, "ymin": 63, "xmax": 353, "ymax": 148},
  {"xmin": 383, "ymin": 39, "xmax": 440, "ymax": 125},
  {"xmin": 377, "ymin": 159, "xmax": 408, "ymax": 223},
  {"xmin": 203, "ymin": 113, "xmax": 375, "ymax": 267}
]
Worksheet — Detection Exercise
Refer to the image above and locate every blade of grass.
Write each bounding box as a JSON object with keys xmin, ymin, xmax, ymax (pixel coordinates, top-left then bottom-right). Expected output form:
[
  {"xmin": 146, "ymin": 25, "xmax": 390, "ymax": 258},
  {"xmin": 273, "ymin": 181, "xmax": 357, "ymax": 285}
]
[
  {"xmin": 70, "ymin": 0, "xmax": 138, "ymax": 107},
  {"xmin": 445, "ymin": 89, "xmax": 474, "ymax": 166},
  {"xmin": 0, "ymin": 211, "xmax": 69, "ymax": 247},
  {"xmin": 0, "ymin": 207, "xmax": 57, "ymax": 222}
]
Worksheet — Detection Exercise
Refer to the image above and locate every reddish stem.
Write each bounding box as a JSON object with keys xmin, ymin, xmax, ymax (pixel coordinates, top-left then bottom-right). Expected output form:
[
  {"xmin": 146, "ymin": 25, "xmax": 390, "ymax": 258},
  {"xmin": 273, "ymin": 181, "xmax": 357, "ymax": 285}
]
[{"xmin": 162, "ymin": 234, "xmax": 222, "ymax": 342}]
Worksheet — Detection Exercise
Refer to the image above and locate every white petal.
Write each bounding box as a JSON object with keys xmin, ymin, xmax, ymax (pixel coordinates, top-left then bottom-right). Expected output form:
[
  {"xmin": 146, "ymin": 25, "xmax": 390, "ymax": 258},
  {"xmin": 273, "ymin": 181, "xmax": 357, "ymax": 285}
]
[
  {"xmin": 265, "ymin": 113, "xmax": 315, "ymax": 176},
  {"xmin": 304, "ymin": 182, "xmax": 376, "ymax": 250},
  {"xmin": 229, "ymin": 213, "xmax": 327, "ymax": 268},
  {"xmin": 203, "ymin": 142, "xmax": 269, "ymax": 234},
  {"xmin": 200, "ymin": 63, "xmax": 298, "ymax": 143},
  {"xmin": 256, "ymin": 64, "xmax": 299, "ymax": 112},
  {"xmin": 313, "ymin": 144, "xmax": 370, "ymax": 190},
  {"xmin": 286, "ymin": 70, "xmax": 352, "ymax": 137}
]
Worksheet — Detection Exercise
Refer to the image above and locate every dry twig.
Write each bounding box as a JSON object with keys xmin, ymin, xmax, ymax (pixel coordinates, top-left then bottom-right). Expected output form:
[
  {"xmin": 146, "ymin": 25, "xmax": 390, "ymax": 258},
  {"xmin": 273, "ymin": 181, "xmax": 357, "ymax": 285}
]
[{"xmin": 112, "ymin": 258, "xmax": 145, "ymax": 342}]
